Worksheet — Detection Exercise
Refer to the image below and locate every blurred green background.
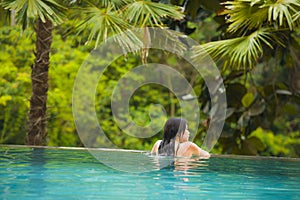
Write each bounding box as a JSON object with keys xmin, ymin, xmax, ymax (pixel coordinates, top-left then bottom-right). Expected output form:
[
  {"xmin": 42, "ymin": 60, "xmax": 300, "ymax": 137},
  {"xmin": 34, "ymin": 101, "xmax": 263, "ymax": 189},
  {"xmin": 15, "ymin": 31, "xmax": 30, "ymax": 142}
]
[{"xmin": 0, "ymin": 0, "xmax": 299, "ymax": 157}]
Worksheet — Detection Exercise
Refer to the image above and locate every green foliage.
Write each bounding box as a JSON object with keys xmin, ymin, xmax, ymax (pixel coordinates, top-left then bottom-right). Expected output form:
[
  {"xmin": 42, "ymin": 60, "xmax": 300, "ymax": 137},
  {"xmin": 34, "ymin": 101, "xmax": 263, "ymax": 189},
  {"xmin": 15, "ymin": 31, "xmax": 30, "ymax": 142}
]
[
  {"xmin": 192, "ymin": 0, "xmax": 300, "ymax": 70},
  {"xmin": 0, "ymin": 6, "xmax": 11, "ymax": 26},
  {"xmin": 0, "ymin": 25, "xmax": 186, "ymax": 150},
  {"xmin": 124, "ymin": 0, "xmax": 184, "ymax": 27},
  {"xmin": 210, "ymin": 65, "xmax": 300, "ymax": 157},
  {"xmin": 76, "ymin": 4, "xmax": 133, "ymax": 47},
  {"xmin": 222, "ymin": 0, "xmax": 300, "ymax": 32},
  {"xmin": 1, "ymin": 0, "xmax": 65, "ymax": 29},
  {"xmin": 248, "ymin": 127, "xmax": 300, "ymax": 157},
  {"xmin": 47, "ymin": 32, "xmax": 90, "ymax": 146},
  {"xmin": 0, "ymin": 26, "xmax": 33, "ymax": 144},
  {"xmin": 183, "ymin": 0, "xmax": 300, "ymax": 158},
  {"xmin": 74, "ymin": 0, "xmax": 184, "ymax": 48},
  {"xmin": 193, "ymin": 28, "xmax": 278, "ymax": 69},
  {"xmin": 92, "ymin": 52, "xmax": 185, "ymax": 150},
  {"xmin": 0, "ymin": 26, "xmax": 87, "ymax": 146},
  {"xmin": 241, "ymin": 92, "xmax": 255, "ymax": 108},
  {"xmin": 0, "ymin": 1, "xmax": 299, "ymax": 158}
]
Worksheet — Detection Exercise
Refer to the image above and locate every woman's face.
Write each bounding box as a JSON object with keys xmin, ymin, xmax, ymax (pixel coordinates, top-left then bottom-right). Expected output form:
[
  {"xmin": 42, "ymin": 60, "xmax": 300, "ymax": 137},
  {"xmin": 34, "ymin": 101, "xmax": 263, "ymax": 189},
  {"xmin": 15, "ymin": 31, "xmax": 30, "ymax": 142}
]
[{"xmin": 180, "ymin": 125, "xmax": 190, "ymax": 142}]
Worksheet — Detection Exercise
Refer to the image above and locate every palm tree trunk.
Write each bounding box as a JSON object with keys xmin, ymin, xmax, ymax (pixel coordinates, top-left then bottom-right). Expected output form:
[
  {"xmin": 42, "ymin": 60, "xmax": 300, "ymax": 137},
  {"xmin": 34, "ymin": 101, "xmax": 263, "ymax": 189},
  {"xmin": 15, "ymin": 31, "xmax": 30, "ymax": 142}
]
[{"xmin": 27, "ymin": 18, "xmax": 52, "ymax": 145}]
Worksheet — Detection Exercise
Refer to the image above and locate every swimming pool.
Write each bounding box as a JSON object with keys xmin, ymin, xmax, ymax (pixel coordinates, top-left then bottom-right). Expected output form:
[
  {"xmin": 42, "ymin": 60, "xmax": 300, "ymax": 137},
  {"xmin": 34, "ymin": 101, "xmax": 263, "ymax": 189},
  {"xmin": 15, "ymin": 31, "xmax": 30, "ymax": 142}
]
[{"xmin": 1, "ymin": 146, "xmax": 299, "ymax": 199}]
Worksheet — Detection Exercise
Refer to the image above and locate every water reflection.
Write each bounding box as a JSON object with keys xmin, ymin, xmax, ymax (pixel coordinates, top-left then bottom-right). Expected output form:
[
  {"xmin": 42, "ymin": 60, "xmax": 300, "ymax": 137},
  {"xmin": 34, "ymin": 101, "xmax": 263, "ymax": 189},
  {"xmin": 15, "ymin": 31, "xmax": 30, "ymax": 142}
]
[
  {"xmin": 27, "ymin": 148, "xmax": 47, "ymax": 198},
  {"xmin": 0, "ymin": 147, "xmax": 48, "ymax": 199},
  {"xmin": 174, "ymin": 157, "xmax": 209, "ymax": 172},
  {"xmin": 145, "ymin": 156, "xmax": 210, "ymax": 199}
]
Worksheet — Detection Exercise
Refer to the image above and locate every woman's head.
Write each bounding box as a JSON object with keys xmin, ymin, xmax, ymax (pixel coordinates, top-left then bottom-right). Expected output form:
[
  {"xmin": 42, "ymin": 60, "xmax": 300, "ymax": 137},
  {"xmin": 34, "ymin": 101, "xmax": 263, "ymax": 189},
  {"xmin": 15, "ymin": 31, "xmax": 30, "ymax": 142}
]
[
  {"xmin": 163, "ymin": 117, "xmax": 187, "ymax": 141},
  {"xmin": 158, "ymin": 117, "xmax": 187, "ymax": 156}
]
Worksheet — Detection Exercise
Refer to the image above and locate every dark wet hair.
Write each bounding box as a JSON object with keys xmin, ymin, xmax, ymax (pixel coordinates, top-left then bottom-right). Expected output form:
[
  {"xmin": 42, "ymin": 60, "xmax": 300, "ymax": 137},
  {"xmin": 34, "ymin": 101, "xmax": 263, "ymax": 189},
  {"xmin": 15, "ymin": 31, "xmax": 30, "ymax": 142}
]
[{"xmin": 158, "ymin": 117, "xmax": 187, "ymax": 156}]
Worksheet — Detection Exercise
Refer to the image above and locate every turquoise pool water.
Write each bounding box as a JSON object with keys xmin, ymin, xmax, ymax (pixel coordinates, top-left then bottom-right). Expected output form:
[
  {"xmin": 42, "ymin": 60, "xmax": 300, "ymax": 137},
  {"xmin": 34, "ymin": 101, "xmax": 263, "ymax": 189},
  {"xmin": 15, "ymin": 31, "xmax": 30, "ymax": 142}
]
[{"xmin": 1, "ymin": 146, "xmax": 300, "ymax": 199}]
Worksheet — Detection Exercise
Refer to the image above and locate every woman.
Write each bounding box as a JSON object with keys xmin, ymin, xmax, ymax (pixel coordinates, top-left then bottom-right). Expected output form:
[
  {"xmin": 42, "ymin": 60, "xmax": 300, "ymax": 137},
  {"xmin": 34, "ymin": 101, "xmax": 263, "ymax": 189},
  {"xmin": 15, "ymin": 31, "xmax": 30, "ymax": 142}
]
[{"xmin": 151, "ymin": 117, "xmax": 210, "ymax": 158}]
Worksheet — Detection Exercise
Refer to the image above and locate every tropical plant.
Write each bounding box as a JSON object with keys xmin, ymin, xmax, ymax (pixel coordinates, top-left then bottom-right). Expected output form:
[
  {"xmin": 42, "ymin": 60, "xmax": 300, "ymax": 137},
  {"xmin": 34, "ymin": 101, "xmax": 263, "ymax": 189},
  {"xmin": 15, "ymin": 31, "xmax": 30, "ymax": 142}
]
[
  {"xmin": 192, "ymin": 0, "xmax": 300, "ymax": 70},
  {"xmin": 0, "ymin": 5, "xmax": 12, "ymax": 26},
  {"xmin": 1, "ymin": 7, "xmax": 299, "ymax": 156},
  {"xmin": 1, "ymin": 0, "xmax": 65, "ymax": 145},
  {"xmin": 186, "ymin": 0, "xmax": 300, "ymax": 156},
  {"xmin": 0, "ymin": 26, "xmax": 33, "ymax": 144},
  {"xmin": 73, "ymin": 0, "xmax": 184, "ymax": 64},
  {"xmin": 0, "ymin": 0, "xmax": 185, "ymax": 146},
  {"xmin": 70, "ymin": 0, "xmax": 186, "ymax": 148}
]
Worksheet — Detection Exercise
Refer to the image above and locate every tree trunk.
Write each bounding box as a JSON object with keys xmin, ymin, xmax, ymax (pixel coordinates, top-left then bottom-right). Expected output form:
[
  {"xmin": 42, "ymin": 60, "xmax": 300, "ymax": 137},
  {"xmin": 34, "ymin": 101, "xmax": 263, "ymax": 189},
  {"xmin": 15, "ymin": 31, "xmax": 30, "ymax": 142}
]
[
  {"xmin": 11, "ymin": 10, "xmax": 16, "ymax": 26},
  {"xmin": 27, "ymin": 18, "xmax": 52, "ymax": 145}
]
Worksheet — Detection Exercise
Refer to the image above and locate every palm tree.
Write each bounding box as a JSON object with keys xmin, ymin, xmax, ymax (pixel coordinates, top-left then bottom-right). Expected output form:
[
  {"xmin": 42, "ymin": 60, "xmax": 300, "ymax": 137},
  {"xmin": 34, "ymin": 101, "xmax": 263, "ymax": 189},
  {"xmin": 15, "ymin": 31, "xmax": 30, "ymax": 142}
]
[
  {"xmin": 189, "ymin": 0, "xmax": 300, "ymax": 155},
  {"xmin": 1, "ymin": 0, "xmax": 64, "ymax": 145},
  {"xmin": 75, "ymin": 0, "xmax": 184, "ymax": 57},
  {"xmin": 1, "ymin": 0, "xmax": 184, "ymax": 145},
  {"xmin": 192, "ymin": 0, "xmax": 300, "ymax": 71}
]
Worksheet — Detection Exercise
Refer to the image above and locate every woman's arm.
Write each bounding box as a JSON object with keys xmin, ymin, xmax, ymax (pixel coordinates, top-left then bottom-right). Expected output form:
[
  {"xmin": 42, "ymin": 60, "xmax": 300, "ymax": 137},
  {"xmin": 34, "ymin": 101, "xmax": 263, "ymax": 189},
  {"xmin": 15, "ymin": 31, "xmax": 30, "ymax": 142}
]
[
  {"xmin": 188, "ymin": 143, "xmax": 210, "ymax": 158},
  {"xmin": 150, "ymin": 140, "xmax": 162, "ymax": 155}
]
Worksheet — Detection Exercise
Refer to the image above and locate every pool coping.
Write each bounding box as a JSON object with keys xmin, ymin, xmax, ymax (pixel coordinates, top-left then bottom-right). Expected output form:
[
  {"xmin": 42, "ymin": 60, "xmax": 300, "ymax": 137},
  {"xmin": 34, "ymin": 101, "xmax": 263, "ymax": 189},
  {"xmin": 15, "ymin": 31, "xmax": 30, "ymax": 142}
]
[{"xmin": 1, "ymin": 144, "xmax": 300, "ymax": 162}]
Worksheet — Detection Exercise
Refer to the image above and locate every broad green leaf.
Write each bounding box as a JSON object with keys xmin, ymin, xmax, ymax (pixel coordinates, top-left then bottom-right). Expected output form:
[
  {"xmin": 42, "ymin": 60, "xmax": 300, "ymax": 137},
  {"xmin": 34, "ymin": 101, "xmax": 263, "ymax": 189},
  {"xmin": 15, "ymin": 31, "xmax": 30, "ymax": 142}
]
[{"xmin": 242, "ymin": 92, "xmax": 255, "ymax": 108}]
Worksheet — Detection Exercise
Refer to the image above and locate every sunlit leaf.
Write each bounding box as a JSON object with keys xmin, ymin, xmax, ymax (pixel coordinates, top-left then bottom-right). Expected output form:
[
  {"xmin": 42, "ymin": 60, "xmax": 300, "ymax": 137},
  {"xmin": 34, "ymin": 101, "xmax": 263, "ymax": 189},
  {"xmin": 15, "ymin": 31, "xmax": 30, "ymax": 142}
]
[
  {"xmin": 1, "ymin": 0, "xmax": 65, "ymax": 28},
  {"xmin": 221, "ymin": 0, "xmax": 300, "ymax": 32},
  {"xmin": 123, "ymin": 0, "xmax": 184, "ymax": 27},
  {"xmin": 242, "ymin": 92, "xmax": 255, "ymax": 108},
  {"xmin": 221, "ymin": 0, "xmax": 268, "ymax": 33},
  {"xmin": 264, "ymin": 0, "xmax": 300, "ymax": 30},
  {"xmin": 101, "ymin": 0, "xmax": 134, "ymax": 8},
  {"xmin": 192, "ymin": 28, "xmax": 279, "ymax": 70},
  {"xmin": 76, "ymin": 4, "xmax": 142, "ymax": 50}
]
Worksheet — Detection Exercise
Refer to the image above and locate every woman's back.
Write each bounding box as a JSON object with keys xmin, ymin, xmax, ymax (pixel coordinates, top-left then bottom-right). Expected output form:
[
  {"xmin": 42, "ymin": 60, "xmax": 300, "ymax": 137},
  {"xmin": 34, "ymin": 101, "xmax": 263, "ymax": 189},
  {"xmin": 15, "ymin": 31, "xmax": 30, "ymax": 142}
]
[{"xmin": 151, "ymin": 140, "xmax": 210, "ymax": 158}]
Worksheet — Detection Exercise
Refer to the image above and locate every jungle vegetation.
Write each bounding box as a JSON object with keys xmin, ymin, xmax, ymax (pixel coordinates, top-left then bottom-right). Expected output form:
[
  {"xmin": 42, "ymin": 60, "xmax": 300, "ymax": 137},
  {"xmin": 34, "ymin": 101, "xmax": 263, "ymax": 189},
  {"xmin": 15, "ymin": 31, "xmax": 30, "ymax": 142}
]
[{"xmin": 0, "ymin": 0, "xmax": 299, "ymax": 157}]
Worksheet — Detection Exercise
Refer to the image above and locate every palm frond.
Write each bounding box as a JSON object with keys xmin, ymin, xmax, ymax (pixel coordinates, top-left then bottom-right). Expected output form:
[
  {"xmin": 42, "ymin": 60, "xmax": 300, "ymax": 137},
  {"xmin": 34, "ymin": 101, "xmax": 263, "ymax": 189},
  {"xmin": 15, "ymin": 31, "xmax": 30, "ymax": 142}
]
[
  {"xmin": 264, "ymin": 0, "xmax": 300, "ymax": 30},
  {"xmin": 123, "ymin": 0, "xmax": 184, "ymax": 27},
  {"xmin": 76, "ymin": 4, "xmax": 142, "ymax": 51},
  {"xmin": 221, "ymin": 0, "xmax": 300, "ymax": 33},
  {"xmin": 221, "ymin": 0, "xmax": 268, "ymax": 33},
  {"xmin": 293, "ymin": 13, "xmax": 300, "ymax": 31},
  {"xmin": 100, "ymin": 0, "xmax": 134, "ymax": 9},
  {"xmin": 1, "ymin": 0, "xmax": 65, "ymax": 28},
  {"xmin": 192, "ymin": 28, "xmax": 280, "ymax": 70}
]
